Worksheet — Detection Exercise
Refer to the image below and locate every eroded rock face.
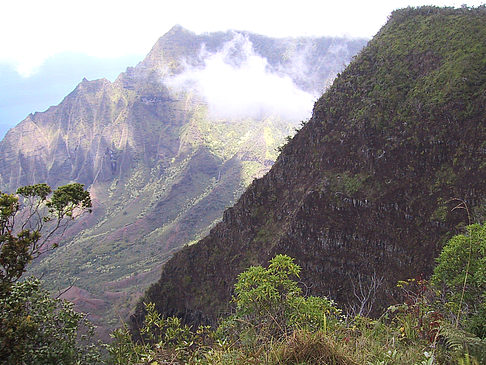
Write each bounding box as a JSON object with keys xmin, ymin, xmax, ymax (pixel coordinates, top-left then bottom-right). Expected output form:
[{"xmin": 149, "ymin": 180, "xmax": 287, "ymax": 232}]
[
  {"xmin": 0, "ymin": 75, "xmax": 191, "ymax": 191},
  {"xmin": 133, "ymin": 7, "xmax": 486, "ymax": 328},
  {"xmin": 0, "ymin": 26, "xmax": 366, "ymax": 335}
]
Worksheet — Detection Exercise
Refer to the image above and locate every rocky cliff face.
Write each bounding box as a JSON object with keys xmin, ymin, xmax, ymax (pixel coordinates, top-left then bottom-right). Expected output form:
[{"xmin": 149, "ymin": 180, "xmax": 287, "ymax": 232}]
[
  {"xmin": 0, "ymin": 26, "xmax": 365, "ymax": 334},
  {"xmin": 133, "ymin": 7, "xmax": 486, "ymax": 328}
]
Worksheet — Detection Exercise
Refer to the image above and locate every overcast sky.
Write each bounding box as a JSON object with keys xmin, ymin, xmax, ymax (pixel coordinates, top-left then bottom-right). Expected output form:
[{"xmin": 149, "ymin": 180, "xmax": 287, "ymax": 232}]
[
  {"xmin": 1, "ymin": 0, "xmax": 484, "ymax": 77},
  {"xmin": 0, "ymin": 0, "xmax": 484, "ymax": 139}
]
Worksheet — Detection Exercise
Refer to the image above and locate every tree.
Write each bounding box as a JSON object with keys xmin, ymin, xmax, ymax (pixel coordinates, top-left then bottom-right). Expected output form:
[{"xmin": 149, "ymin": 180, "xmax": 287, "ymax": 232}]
[
  {"xmin": 0, "ymin": 183, "xmax": 91, "ymax": 296},
  {"xmin": 0, "ymin": 183, "xmax": 98, "ymax": 363}
]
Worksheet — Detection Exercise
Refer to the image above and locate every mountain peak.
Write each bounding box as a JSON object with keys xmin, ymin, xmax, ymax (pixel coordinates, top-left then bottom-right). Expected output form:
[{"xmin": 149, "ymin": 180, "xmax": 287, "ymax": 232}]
[
  {"xmin": 158, "ymin": 24, "xmax": 196, "ymax": 45},
  {"xmin": 166, "ymin": 24, "xmax": 192, "ymax": 36},
  {"xmin": 140, "ymin": 24, "xmax": 198, "ymax": 72}
]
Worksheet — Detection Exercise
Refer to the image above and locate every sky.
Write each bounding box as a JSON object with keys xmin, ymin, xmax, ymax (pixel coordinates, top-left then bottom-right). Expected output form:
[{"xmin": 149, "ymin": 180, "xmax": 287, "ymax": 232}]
[{"xmin": 0, "ymin": 0, "xmax": 484, "ymax": 138}]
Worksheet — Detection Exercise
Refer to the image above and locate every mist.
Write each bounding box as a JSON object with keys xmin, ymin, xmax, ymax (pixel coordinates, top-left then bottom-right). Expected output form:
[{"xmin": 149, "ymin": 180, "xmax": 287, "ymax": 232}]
[{"xmin": 165, "ymin": 33, "xmax": 317, "ymax": 122}]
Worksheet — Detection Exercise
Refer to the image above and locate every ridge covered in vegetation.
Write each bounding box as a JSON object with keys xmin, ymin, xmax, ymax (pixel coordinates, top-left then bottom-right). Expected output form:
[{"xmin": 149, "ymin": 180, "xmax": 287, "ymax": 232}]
[{"xmin": 134, "ymin": 5, "xmax": 486, "ymax": 332}]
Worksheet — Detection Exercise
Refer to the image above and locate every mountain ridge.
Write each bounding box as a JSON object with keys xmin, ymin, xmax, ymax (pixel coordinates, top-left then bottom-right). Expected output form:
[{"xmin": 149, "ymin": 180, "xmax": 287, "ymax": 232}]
[{"xmin": 132, "ymin": 6, "xmax": 486, "ymax": 328}]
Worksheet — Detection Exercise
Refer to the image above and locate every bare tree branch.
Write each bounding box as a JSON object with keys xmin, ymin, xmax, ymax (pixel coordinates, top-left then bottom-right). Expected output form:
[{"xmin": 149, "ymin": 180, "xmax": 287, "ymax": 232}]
[{"xmin": 348, "ymin": 271, "xmax": 384, "ymax": 317}]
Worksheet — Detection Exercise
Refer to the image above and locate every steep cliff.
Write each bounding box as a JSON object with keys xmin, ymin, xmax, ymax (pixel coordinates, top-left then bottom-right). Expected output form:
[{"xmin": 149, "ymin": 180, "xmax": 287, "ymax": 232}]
[
  {"xmin": 133, "ymin": 6, "xmax": 486, "ymax": 327},
  {"xmin": 0, "ymin": 26, "xmax": 365, "ymax": 333}
]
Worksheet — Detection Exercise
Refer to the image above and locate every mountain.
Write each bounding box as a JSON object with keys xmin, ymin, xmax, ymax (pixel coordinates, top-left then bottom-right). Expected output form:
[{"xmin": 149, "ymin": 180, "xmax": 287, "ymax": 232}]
[
  {"xmin": 0, "ymin": 26, "xmax": 365, "ymax": 334},
  {"xmin": 132, "ymin": 6, "xmax": 486, "ymax": 328},
  {"xmin": 0, "ymin": 53, "xmax": 142, "ymax": 140}
]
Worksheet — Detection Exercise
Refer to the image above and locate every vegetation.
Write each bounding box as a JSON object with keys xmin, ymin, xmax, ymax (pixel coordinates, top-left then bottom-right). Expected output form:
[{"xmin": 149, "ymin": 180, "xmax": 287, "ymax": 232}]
[
  {"xmin": 222, "ymin": 255, "xmax": 339, "ymax": 339},
  {"xmin": 0, "ymin": 277, "xmax": 100, "ymax": 364},
  {"xmin": 109, "ymin": 229, "xmax": 486, "ymax": 365},
  {"xmin": 0, "ymin": 183, "xmax": 99, "ymax": 363},
  {"xmin": 431, "ymin": 223, "xmax": 486, "ymax": 338},
  {"xmin": 1, "ymin": 183, "xmax": 91, "ymax": 296},
  {"xmin": 1, "ymin": 186, "xmax": 485, "ymax": 364}
]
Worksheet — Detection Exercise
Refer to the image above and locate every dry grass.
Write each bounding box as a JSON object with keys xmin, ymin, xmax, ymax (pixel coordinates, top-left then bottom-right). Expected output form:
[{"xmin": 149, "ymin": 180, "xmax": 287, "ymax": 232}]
[{"xmin": 275, "ymin": 330, "xmax": 360, "ymax": 365}]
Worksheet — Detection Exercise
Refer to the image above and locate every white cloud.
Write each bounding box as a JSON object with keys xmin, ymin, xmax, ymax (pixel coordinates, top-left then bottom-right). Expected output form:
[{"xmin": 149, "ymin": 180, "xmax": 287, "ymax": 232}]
[{"xmin": 166, "ymin": 34, "xmax": 316, "ymax": 121}]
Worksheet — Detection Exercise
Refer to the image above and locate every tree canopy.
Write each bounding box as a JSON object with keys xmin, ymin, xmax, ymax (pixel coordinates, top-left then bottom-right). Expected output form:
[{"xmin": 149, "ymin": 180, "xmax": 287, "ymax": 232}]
[{"xmin": 0, "ymin": 183, "xmax": 91, "ymax": 296}]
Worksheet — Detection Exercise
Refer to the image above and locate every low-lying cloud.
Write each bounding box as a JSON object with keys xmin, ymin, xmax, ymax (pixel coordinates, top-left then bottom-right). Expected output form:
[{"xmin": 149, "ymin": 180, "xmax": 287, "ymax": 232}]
[{"xmin": 166, "ymin": 33, "xmax": 316, "ymax": 122}]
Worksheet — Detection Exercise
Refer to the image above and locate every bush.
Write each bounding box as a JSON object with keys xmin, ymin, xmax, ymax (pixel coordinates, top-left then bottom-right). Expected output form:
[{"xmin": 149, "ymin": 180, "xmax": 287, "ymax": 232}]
[
  {"xmin": 219, "ymin": 254, "xmax": 341, "ymax": 342},
  {"xmin": 107, "ymin": 302, "xmax": 213, "ymax": 364},
  {"xmin": 0, "ymin": 277, "xmax": 100, "ymax": 364},
  {"xmin": 431, "ymin": 223, "xmax": 486, "ymax": 338}
]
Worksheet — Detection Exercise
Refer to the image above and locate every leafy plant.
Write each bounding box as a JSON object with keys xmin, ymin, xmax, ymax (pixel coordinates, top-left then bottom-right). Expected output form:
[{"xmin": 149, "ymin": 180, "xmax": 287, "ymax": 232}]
[
  {"xmin": 219, "ymin": 254, "xmax": 340, "ymax": 343},
  {"xmin": 439, "ymin": 323, "xmax": 486, "ymax": 364},
  {"xmin": 431, "ymin": 223, "xmax": 486, "ymax": 337},
  {"xmin": 107, "ymin": 302, "xmax": 214, "ymax": 364},
  {"xmin": 0, "ymin": 276, "xmax": 101, "ymax": 364}
]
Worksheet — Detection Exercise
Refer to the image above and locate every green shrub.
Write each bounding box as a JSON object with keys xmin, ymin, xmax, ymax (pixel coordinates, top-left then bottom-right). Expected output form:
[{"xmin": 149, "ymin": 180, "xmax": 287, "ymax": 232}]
[
  {"xmin": 0, "ymin": 277, "xmax": 100, "ymax": 364},
  {"xmin": 107, "ymin": 302, "xmax": 213, "ymax": 364},
  {"xmin": 431, "ymin": 223, "xmax": 486, "ymax": 338},
  {"xmin": 219, "ymin": 254, "xmax": 341, "ymax": 343}
]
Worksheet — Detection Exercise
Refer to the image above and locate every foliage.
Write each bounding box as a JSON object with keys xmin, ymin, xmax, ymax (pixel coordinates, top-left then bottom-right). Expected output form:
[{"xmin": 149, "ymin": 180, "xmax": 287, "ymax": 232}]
[
  {"xmin": 109, "ymin": 256, "xmax": 346, "ymax": 364},
  {"xmin": 107, "ymin": 250, "xmax": 486, "ymax": 364},
  {"xmin": 107, "ymin": 302, "xmax": 214, "ymax": 364},
  {"xmin": 0, "ymin": 183, "xmax": 97, "ymax": 364},
  {"xmin": 107, "ymin": 326, "xmax": 151, "ymax": 365},
  {"xmin": 0, "ymin": 276, "xmax": 101, "ymax": 364},
  {"xmin": 439, "ymin": 323, "xmax": 486, "ymax": 364},
  {"xmin": 0, "ymin": 183, "xmax": 91, "ymax": 296},
  {"xmin": 220, "ymin": 254, "xmax": 341, "ymax": 342},
  {"xmin": 431, "ymin": 223, "xmax": 486, "ymax": 337}
]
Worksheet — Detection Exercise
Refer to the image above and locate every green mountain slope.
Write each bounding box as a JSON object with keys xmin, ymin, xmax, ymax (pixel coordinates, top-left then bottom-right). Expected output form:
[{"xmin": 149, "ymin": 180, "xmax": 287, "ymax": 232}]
[
  {"xmin": 0, "ymin": 26, "xmax": 365, "ymax": 335},
  {"xmin": 133, "ymin": 6, "xmax": 486, "ymax": 328}
]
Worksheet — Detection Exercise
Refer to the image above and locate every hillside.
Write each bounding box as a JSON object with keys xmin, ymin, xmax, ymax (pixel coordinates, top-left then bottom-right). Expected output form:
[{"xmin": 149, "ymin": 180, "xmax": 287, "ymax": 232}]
[
  {"xmin": 0, "ymin": 26, "xmax": 365, "ymax": 333},
  {"xmin": 133, "ymin": 6, "xmax": 486, "ymax": 328}
]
